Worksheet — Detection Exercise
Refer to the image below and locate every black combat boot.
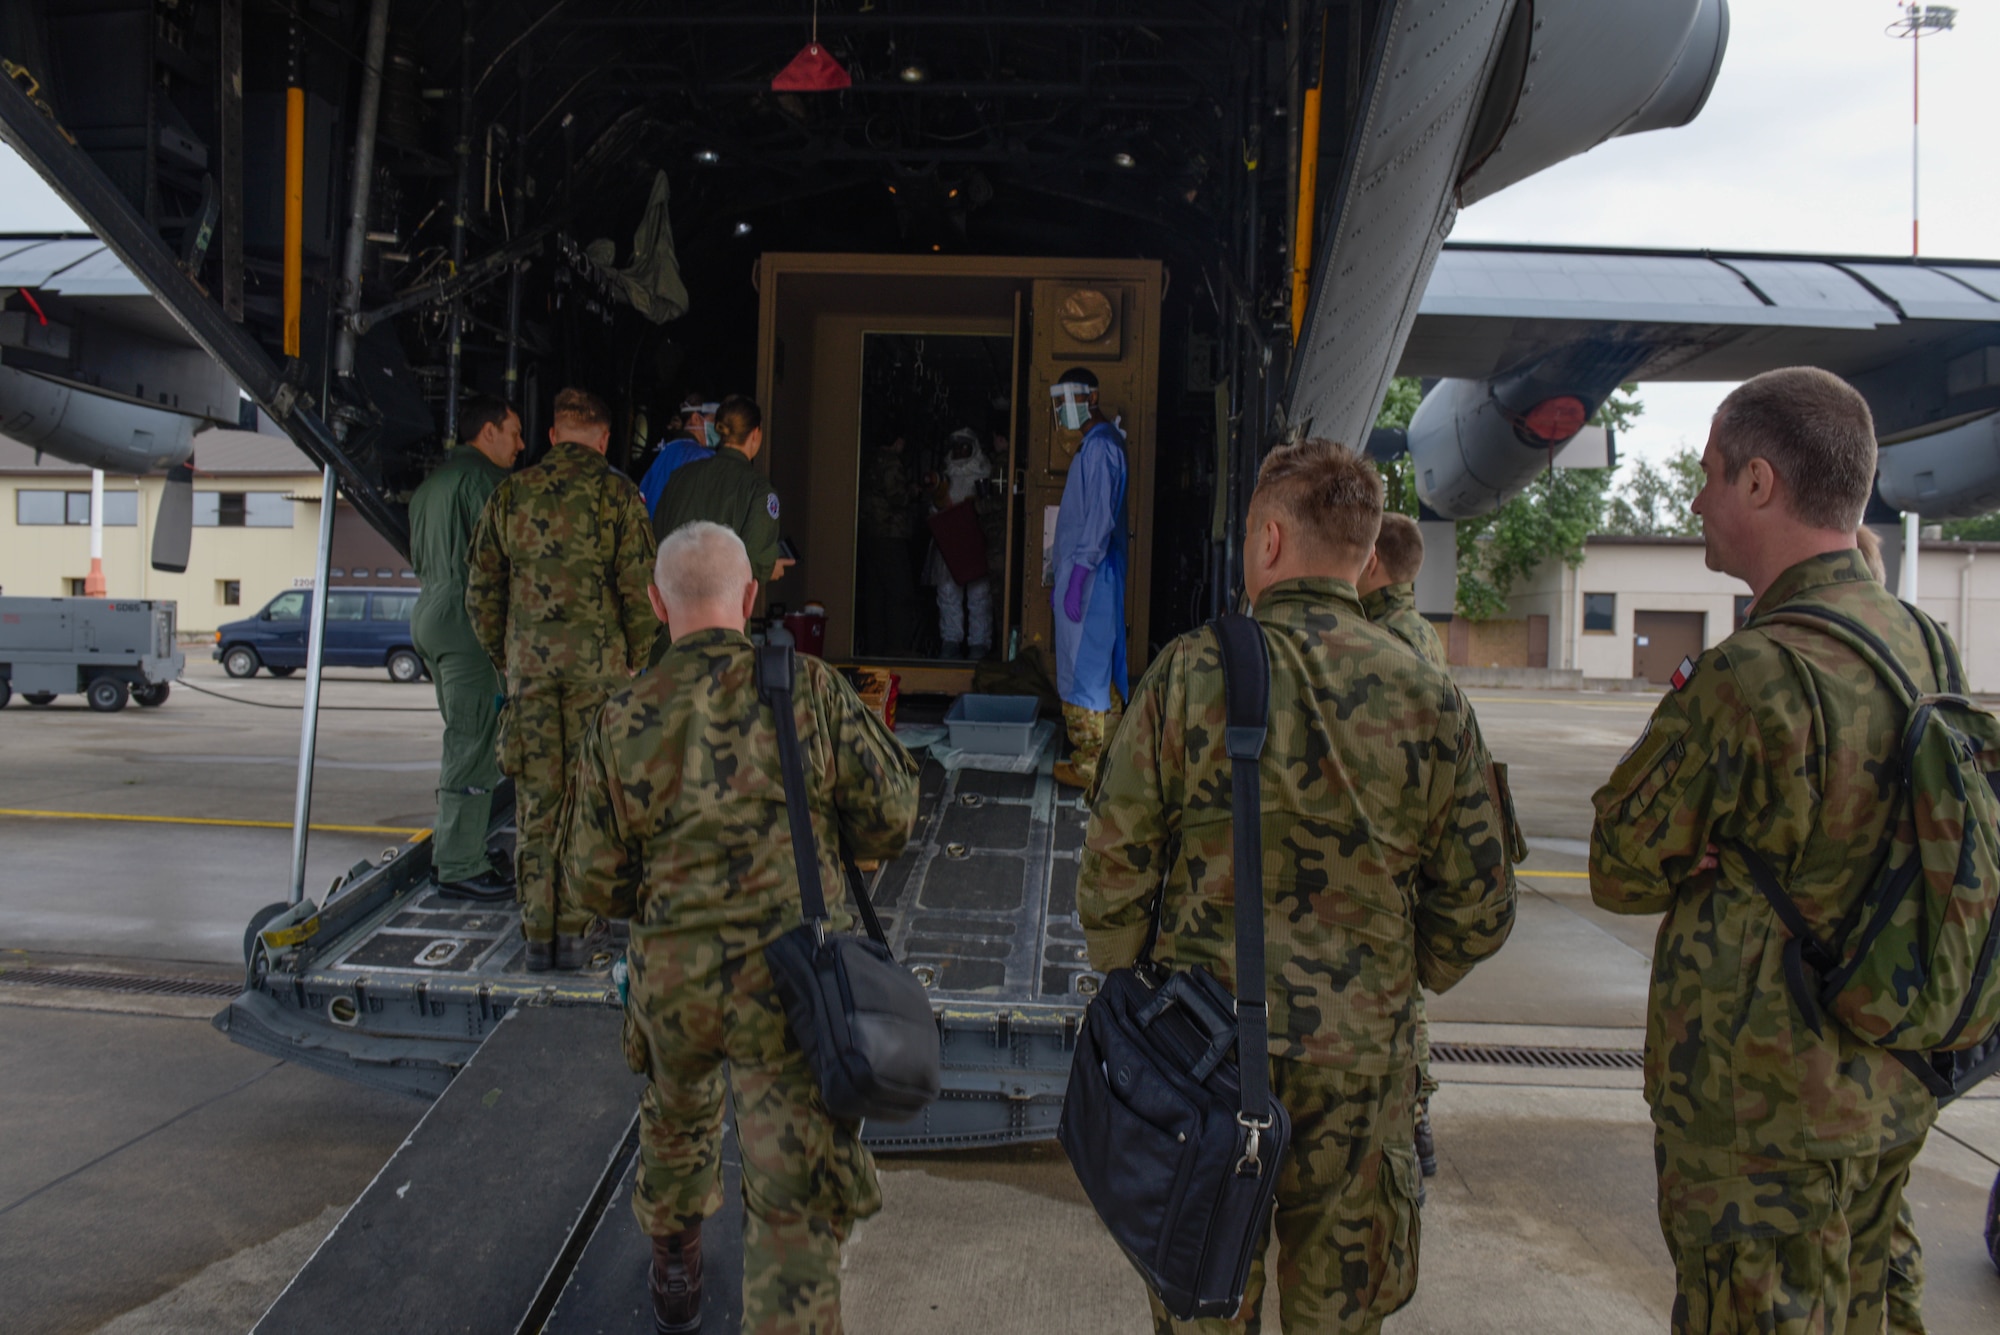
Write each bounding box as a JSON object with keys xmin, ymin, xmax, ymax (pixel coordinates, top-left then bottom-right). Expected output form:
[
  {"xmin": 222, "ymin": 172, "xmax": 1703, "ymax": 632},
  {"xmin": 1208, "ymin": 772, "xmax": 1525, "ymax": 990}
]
[
  {"xmin": 1414, "ymin": 1100, "xmax": 1438, "ymax": 1177},
  {"xmin": 649, "ymin": 1226, "xmax": 703, "ymax": 1334},
  {"xmin": 523, "ymin": 938, "xmax": 555, "ymax": 972},
  {"xmin": 554, "ymin": 919, "xmax": 612, "ymax": 972}
]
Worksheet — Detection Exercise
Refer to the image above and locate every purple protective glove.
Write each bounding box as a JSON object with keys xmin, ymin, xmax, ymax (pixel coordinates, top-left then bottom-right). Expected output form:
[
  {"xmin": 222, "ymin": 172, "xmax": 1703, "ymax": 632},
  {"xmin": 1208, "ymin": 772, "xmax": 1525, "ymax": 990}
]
[{"xmin": 1063, "ymin": 565, "xmax": 1090, "ymax": 623}]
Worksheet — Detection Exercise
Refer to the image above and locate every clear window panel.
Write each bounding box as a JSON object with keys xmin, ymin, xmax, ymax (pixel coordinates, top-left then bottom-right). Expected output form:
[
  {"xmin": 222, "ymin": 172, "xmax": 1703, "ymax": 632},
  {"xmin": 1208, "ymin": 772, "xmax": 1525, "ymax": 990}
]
[{"xmin": 16, "ymin": 491, "xmax": 64, "ymax": 525}]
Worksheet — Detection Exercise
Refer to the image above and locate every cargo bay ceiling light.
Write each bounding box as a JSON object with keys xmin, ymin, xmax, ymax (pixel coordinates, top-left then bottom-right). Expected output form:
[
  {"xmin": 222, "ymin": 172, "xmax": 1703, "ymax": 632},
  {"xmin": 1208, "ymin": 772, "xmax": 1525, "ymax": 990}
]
[
  {"xmin": 899, "ymin": 61, "xmax": 928, "ymax": 84},
  {"xmin": 693, "ymin": 148, "xmax": 720, "ymax": 165},
  {"xmin": 1111, "ymin": 151, "xmax": 1137, "ymax": 169},
  {"xmin": 734, "ymin": 221, "xmax": 753, "ymax": 236}
]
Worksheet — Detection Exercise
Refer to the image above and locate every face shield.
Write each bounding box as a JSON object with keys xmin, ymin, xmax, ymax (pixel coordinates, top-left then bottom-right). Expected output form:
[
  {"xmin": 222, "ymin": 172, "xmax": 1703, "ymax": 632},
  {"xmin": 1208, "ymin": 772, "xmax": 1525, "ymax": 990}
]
[{"xmin": 1051, "ymin": 381, "xmax": 1094, "ymax": 432}]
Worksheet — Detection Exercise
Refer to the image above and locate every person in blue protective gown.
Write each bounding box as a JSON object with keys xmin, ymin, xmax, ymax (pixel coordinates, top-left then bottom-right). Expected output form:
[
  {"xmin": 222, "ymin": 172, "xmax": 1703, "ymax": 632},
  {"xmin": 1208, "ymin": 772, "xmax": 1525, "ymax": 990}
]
[
  {"xmin": 638, "ymin": 392, "xmax": 718, "ymax": 519},
  {"xmin": 1049, "ymin": 367, "xmax": 1128, "ymax": 790}
]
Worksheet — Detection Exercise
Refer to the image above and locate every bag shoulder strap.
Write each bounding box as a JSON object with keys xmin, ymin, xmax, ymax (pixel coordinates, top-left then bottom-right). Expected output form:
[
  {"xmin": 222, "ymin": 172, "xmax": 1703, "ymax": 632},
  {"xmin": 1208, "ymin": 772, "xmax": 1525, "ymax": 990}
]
[
  {"xmin": 1751, "ymin": 602, "xmax": 1937, "ymax": 702},
  {"xmin": 757, "ymin": 644, "xmax": 891, "ymax": 947},
  {"xmin": 1212, "ymin": 613, "xmax": 1274, "ymax": 1151}
]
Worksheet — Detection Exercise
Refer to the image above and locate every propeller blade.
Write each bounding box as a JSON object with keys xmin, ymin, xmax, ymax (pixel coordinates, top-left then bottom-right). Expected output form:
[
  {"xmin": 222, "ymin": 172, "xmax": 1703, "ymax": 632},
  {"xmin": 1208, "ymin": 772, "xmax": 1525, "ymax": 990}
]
[{"xmin": 151, "ymin": 464, "xmax": 194, "ymax": 572}]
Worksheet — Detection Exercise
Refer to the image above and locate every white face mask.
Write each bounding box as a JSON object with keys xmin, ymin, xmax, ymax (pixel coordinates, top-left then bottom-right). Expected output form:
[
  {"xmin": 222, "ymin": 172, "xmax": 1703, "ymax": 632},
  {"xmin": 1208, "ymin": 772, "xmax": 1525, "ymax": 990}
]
[{"xmin": 1052, "ymin": 382, "xmax": 1093, "ymax": 431}]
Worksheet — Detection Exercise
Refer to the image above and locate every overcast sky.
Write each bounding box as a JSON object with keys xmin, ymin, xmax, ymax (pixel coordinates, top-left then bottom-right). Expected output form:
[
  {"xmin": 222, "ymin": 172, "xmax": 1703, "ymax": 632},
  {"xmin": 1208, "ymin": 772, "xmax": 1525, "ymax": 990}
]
[
  {"xmin": 3, "ymin": 1, "xmax": 1990, "ymax": 472},
  {"xmin": 1457, "ymin": 0, "xmax": 2000, "ymax": 467}
]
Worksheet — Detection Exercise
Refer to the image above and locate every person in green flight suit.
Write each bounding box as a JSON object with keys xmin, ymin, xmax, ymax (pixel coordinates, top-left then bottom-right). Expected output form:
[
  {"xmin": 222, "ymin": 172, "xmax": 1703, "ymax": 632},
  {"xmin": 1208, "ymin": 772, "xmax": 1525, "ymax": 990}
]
[
  {"xmin": 409, "ymin": 394, "xmax": 522, "ymax": 900},
  {"xmin": 649, "ymin": 395, "xmax": 793, "ymax": 664}
]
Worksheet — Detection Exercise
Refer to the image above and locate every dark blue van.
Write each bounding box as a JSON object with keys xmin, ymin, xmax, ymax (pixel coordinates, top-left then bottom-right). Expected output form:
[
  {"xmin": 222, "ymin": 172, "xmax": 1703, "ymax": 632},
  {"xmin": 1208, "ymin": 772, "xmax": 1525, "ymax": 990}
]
[{"xmin": 213, "ymin": 587, "xmax": 426, "ymax": 682}]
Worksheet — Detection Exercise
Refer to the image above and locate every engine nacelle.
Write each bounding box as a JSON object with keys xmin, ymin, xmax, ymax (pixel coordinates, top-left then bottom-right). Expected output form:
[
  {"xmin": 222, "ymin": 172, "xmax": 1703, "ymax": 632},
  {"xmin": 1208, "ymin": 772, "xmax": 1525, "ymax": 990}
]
[
  {"xmin": 1875, "ymin": 410, "xmax": 2000, "ymax": 520},
  {"xmin": 1407, "ymin": 338, "xmax": 1648, "ymax": 518},
  {"xmin": 1457, "ymin": 0, "xmax": 1731, "ymax": 207},
  {"xmin": 0, "ymin": 363, "xmax": 197, "ymax": 474}
]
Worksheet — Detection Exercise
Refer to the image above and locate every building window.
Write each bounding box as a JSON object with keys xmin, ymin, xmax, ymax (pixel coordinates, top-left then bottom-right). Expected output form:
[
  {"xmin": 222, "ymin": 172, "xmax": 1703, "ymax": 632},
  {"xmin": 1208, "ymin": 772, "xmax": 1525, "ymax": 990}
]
[
  {"xmin": 101, "ymin": 492, "xmax": 138, "ymax": 525},
  {"xmin": 219, "ymin": 580, "xmax": 241, "ymax": 606},
  {"xmin": 17, "ymin": 491, "xmax": 64, "ymax": 525},
  {"xmin": 68, "ymin": 577, "xmax": 87, "ymax": 595},
  {"xmin": 328, "ymin": 567, "xmax": 346, "ymax": 578},
  {"xmin": 1734, "ymin": 595, "xmax": 1754, "ymax": 631},
  {"xmin": 66, "ymin": 492, "xmax": 91, "ymax": 524},
  {"xmin": 218, "ymin": 492, "xmax": 247, "ymax": 526},
  {"xmin": 245, "ymin": 493, "xmax": 292, "ymax": 527},
  {"xmin": 1583, "ymin": 592, "xmax": 1616, "ymax": 633}
]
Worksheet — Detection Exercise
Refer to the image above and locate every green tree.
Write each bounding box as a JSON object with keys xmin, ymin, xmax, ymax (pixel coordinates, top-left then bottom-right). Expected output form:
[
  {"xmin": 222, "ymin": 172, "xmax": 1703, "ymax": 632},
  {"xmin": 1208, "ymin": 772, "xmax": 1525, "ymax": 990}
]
[
  {"xmin": 1454, "ymin": 468, "xmax": 1613, "ymax": 621},
  {"xmin": 1605, "ymin": 448, "xmax": 1703, "ymax": 536},
  {"xmin": 1940, "ymin": 512, "xmax": 2000, "ymax": 541},
  {"xmin": 1373, "ymin": 376, "xmax": 1423, "ymax": 517}
]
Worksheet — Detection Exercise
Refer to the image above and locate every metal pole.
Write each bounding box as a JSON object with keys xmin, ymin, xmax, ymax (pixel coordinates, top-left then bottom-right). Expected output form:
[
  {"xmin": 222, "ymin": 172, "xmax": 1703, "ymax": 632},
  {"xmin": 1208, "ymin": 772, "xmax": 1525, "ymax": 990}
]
[
  {"xmin": 1901, "ymin": 510, "xmax": 1921, "ymax": 603},
  {"xmin": 445, "ymin": 0, "xmax": 473, "ymax": 439},
  {"xmin": 288, "ymin": 465, "xmax": 337, "ymax": 904},
  {"xmin": 1912, "ymin": 25, "xmax": 1920, "ymax": 256},
  {"xmin": 85, "ymin": 468, "xmax": 107, "ymax": 595},
  {"xmin": 333, "ymin": 0, "xmax": 393, "ymax": 382}
]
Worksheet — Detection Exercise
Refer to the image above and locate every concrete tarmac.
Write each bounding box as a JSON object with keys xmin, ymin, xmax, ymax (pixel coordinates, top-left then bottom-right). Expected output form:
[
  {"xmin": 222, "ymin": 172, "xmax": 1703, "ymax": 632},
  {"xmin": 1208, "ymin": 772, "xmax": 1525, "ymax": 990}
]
[{"xmin": 3, "ymin": 682, "xmax": 1997, "ymax": 1332}]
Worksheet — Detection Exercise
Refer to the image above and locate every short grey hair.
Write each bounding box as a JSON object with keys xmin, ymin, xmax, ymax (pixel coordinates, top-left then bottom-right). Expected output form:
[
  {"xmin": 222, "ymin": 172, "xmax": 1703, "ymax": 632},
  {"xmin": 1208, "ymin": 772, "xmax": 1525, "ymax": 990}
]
[
  {"xmin": 1713, "ymin": 368, "xmax": 1877, "ymax": 532},
  {"xmin": 655, "ymin": 521, "xmax": 751, "ymax": 605}
]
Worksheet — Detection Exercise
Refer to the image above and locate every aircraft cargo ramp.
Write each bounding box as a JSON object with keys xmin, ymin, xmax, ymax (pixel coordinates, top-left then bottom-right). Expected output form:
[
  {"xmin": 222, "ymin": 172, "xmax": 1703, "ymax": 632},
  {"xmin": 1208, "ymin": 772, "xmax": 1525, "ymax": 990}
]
[
  {"xmin": 216, "ymin": 745, "xmax": 1092, "ymax": 1152},
  {"xmin": 250, "ymin": 1003, "xmax": 752, "ymax": 1335}
]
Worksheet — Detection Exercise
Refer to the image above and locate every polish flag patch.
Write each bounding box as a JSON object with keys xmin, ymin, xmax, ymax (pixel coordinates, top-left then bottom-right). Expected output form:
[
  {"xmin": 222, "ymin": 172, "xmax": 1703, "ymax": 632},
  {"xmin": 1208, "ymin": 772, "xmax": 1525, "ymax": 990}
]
[{"xmin": 1670, "ymin": 656, "xmax": 1698, "ymax": 691}]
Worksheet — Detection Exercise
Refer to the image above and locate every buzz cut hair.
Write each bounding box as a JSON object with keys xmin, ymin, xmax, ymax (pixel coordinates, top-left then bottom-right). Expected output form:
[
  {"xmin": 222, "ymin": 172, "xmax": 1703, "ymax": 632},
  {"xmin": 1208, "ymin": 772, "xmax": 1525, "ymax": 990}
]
[
  {"xmin": 1372, "ymin": 511, "xmax": 1426, "ymax": 584},
  {"xmin": 655, "ymin": 521, "xmax": 751, "ymax": 606},
  {"xmin": 1713, "ymin": 368, "xmax": 1877, "ymax": 532},
  {"xmin": 1249, "ymin": 438, "xmax": 1385, "ymax": 563},
  {"xmin": 552, "ymin": 386, "xmax": 612, "ymax": 428},
  {"xmin": 715, "ymin": 394, "xmax": 762, "ymax": 446}
]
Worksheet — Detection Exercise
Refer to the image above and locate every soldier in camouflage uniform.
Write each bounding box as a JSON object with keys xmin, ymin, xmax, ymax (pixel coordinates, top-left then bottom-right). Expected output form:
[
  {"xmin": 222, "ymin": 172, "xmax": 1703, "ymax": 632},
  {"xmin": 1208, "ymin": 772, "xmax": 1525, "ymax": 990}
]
[
  {"xmin": 564, "ymin": 521, "xmax": 920, "ymax": 1335},
  {"xmin": 1080, "ymin": 440, "xmax": 1520, "ymax": 1334},
  {"xmin": 1591, "ymin": 368, "xmax": 1943, "ymax": 1335},
  {"xmin": 467, "ymin": 387, "xmax": 658, "ymax": 972},
  {"xmin": 1357, "ymin": 510, "xmax": 1451, "ymax": 1187}
]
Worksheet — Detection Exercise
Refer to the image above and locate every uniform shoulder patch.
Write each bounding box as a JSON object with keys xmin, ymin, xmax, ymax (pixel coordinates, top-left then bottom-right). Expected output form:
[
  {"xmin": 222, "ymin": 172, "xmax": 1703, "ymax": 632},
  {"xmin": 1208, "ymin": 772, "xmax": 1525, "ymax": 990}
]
[
  {"xmin": 767, "ymin": 492, "xmax": 781, "ymax": 519},
  {"xmin": 1670, "ymin": 656, "xmax": 1698, "ymax": 691}
]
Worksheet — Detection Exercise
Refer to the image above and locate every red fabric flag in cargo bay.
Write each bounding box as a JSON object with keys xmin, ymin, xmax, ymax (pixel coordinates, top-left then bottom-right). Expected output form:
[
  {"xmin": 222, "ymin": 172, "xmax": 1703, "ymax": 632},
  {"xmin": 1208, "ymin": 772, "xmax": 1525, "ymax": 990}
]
[{"xmin": 772, "ymin": 43, "xmax": 850, "ymax": 92}]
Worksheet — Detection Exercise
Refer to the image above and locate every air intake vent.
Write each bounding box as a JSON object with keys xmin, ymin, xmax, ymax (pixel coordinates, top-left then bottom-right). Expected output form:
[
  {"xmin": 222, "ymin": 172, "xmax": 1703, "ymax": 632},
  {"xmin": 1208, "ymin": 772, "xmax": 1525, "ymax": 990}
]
[
  {"xmin": 0, "ymin": 967, "xmax": 239, "ymax": 999},
  {"xmin": 1431, "ymin": 1042, "xmax": 1643, "ymax": 1071}
]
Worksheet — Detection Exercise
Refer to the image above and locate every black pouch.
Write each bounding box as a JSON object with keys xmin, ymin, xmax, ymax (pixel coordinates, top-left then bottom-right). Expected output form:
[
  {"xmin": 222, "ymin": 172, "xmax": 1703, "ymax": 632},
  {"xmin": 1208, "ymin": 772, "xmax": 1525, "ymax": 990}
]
[
  {"xmin": 757, "ymin": 645, "xmax": 941, "ymax": 1123},
  {"xmin": 1058, "ymin": 613, "xmax": 1292, "ymax": 1320}
]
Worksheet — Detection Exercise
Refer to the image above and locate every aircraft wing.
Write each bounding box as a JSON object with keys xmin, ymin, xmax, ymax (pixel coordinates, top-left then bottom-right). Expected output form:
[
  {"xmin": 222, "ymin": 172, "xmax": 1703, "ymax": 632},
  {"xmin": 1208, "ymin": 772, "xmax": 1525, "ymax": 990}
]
[
  {"xmin": 1402, "ymin": 244, "xmax": 2000, "ymax": 400},
  {"xmin": 1390, "ymin": 243, "xmax": 2000, "ymax": 520}
]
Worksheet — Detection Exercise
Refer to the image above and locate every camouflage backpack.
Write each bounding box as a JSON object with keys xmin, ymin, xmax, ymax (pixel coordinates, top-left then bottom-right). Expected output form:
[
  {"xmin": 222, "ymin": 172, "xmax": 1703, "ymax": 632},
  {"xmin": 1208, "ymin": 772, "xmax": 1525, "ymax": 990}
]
[{"xmin": 1744, "ymin": 603, "xmax": 2000, "ymax": 1101}]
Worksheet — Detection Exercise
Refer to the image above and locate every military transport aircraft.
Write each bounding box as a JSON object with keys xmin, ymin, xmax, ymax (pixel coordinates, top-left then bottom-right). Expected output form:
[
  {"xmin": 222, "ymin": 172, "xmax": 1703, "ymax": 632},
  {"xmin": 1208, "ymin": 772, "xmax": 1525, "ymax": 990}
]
[
  {"xmin": 14, "ymin": 4, "xmax": 1997, "ymax": 1324},
  {"xmin": 13, "ymin": 0, "xmax": 1979, "ymax": 1148}
]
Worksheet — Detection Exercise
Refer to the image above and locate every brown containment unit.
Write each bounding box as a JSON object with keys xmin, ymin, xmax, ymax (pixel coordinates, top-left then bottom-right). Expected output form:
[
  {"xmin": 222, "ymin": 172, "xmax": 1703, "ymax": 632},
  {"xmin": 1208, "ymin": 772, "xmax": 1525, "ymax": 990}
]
[{"xmin": 752, "ymin": 253, "xmax": 1162, "ymax": 696}]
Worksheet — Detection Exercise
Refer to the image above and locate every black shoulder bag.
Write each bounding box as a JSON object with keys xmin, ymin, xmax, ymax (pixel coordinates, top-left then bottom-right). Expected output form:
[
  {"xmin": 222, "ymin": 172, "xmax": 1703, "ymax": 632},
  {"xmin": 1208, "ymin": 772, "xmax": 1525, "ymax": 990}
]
[
  {"xmin": 757, "ymin": 645, "xmax": 942, "ymax": 1123},
  {"xmin": 1057, "ymin": 613, "xmax": 1293, "ymax": 1321}
]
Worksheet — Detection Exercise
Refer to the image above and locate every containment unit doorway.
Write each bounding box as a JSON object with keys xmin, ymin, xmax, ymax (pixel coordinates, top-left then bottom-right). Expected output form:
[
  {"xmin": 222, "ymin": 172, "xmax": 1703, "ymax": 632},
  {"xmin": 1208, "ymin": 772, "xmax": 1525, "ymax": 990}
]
[{"xmin": 754, "ymin": 254, "xmax": 1161, "ymax": 695}]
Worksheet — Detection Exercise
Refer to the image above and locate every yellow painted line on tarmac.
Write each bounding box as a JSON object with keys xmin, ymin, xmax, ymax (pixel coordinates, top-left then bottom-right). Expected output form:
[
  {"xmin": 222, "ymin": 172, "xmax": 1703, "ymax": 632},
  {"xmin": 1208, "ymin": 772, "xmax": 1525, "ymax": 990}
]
[
  {"xmin": 1519, "ymin": 869, "xmax": 1590, "ymax": 879},
  {"xmin": 1465, "ymin": 696, "xmax": 1657, "ymax": 711},
  {"xmin": 0, "ymin": 807, "xmax": 427, "ymax": 838}
]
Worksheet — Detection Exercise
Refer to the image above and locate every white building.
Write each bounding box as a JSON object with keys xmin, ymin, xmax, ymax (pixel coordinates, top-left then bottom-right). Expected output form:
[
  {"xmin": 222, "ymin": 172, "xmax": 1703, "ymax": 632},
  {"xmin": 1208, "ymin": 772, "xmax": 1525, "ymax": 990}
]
[
  {"xmin": 0, "ymin": 430, "xmax": 416, "ymax": 636},
  {"xmin": 1489, "ymin": 535, "xmax": 2000, "ymax": 692}
]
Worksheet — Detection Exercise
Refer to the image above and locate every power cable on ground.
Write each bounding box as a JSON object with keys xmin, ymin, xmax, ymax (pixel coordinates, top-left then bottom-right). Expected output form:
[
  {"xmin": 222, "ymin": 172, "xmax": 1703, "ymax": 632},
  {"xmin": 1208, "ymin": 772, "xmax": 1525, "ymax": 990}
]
[{"xmin": 173, "ymin": 675, "xmax": 441, "ymax": 713}]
